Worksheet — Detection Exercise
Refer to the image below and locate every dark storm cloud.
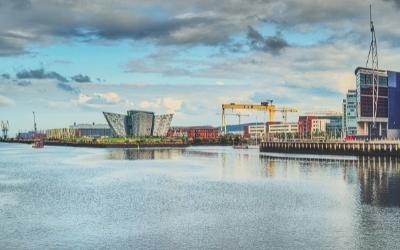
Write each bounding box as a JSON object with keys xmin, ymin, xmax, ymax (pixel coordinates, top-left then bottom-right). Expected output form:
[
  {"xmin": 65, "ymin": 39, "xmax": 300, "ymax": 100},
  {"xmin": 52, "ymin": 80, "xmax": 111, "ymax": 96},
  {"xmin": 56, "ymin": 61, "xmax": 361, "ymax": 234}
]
[
  {"xmin": 57, "ymin": 82, "xmax": 78, "ymax": 93},
  {"xmin": 0, "ymin": 0, "xmax": 397, "ymax": 56},
  {"xmin": 72, "ymin": 74, "xmax": 91, "ymax": 83},
  {"xmin": 16, "ymin": 68, "xmax": 68, "ymax": 82},
  {"xmin": 0, "ymin": 0, "xmax": 31, "ymax": 10},
  {"xmin": 247, "ymin": 26, "xmax": 288, "ymax": 55},
  {"xmin": 16, "ymin": 80, "xmax": 31, "ymax": 87},
  {"xmin": 383, "ymin": 0, "xmax": 400, "ymax": 8},
  {"xmin": 0, "ymin": 36, "xmax": 27, "ymax": 56}
]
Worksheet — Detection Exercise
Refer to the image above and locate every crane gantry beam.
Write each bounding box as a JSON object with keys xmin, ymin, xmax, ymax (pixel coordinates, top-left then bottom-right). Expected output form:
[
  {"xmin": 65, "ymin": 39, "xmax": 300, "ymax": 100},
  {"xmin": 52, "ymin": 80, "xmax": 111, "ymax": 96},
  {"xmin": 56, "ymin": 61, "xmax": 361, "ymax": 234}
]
[{"xmin": 221, "ymin": 101, "xmax": 297, "ymax": 134}]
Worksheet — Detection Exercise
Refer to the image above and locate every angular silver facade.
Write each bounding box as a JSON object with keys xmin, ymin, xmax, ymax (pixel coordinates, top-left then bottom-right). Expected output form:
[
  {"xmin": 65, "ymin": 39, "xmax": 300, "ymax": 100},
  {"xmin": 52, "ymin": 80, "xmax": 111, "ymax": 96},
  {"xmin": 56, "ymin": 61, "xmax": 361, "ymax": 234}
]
[
  {"xmin": 103, "ymin": 112, "xmax": 127, "ymax": 137},
  {"xmin": 153, "ymin": 114, "xmax": 173, "ymax": 137},
  {"xmin": 128, "ymin": 111, "xmax": 154, "ymax": 137},
  {"xmin": 103, "ymin": 110, "xmax": 174, "ymax": 138}
]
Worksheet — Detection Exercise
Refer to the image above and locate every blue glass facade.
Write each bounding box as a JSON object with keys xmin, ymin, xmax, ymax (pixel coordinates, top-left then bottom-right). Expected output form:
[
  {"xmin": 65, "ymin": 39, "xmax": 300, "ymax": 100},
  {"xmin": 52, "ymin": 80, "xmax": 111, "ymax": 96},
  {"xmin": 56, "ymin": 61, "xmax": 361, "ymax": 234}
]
[{"xmin": 388, "ymin": 71, "xmax": 400, "ymax": 130}]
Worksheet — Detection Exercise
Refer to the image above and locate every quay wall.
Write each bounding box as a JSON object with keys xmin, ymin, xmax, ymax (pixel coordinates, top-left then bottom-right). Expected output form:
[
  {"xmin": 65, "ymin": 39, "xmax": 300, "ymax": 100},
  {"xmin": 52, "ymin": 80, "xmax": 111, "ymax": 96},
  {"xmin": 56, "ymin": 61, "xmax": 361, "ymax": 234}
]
[{"xmin": 260, "ymin": 141, "xmax": 400, "ymax": 156}]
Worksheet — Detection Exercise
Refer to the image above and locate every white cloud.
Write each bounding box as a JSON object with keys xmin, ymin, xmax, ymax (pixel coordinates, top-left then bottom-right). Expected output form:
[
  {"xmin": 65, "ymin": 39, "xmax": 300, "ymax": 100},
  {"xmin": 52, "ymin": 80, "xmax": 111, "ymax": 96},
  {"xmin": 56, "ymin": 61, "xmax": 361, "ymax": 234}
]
[
  {"xmin": 0, "ymin": 95, "xmax": 15, "ymax": 107},
  {"xmin": 138, "ymin": 97, "xmax": 182, "ymax": 114},
  {"xmin": 162, "ymin": 97, "xmax": 182, "ymax": 113}
]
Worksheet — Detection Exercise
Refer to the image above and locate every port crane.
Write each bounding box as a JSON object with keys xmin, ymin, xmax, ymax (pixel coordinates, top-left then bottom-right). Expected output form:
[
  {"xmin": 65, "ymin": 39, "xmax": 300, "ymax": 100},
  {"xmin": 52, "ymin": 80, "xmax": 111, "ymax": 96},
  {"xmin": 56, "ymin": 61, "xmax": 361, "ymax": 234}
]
[
  {"xmin": 32, "ymin": 111, "xmax": 44, "ymax": 148},
  {"xmin": 1, "ymin": 120, "xmax": 9, "ymax": 140},
  {"xmin": 221, "ymin": 100, "xmax": 297, "ymax": 134},
  {"xmin": 215, "ymin": 112, "xmax": 250, "ymax": 126},
  {"xmin": 33, "ymin": 111, "xmax": 37, "ymax": 133}
]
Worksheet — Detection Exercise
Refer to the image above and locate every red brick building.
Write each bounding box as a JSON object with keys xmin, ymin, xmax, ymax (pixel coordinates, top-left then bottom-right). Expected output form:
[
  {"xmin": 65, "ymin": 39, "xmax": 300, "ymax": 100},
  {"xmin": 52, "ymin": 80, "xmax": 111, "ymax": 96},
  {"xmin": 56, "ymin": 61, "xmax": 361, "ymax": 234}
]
[{"xmin": 167, "ymin": 126, "xmax": 220, "ymax": 139}]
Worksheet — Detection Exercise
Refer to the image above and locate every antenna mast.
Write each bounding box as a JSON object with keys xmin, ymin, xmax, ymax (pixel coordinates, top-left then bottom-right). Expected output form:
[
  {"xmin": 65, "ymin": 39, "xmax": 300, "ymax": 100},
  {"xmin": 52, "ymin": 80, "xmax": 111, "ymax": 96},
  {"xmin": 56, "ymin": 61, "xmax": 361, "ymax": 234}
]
[{"xmin": 366, "ymin": 4, "xmax": 379, "ymax": 128}]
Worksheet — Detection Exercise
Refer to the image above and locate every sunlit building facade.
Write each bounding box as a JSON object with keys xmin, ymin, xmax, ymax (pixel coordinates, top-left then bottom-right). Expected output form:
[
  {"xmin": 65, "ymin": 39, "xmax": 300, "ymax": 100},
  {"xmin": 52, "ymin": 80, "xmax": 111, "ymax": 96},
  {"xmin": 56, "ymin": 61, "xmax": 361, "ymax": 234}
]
[{"xmin": 103, "ymin": 110, "xmax": 173, "ymax": 137}]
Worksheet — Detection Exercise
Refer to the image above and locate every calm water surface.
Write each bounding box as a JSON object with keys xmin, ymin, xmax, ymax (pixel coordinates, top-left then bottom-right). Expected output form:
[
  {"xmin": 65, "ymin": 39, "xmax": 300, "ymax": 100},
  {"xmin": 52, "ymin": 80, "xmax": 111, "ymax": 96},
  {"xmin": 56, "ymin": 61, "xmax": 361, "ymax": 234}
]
[{"xmin": 0, "ymin": 143, "xmax": 399, "ymax": 249}]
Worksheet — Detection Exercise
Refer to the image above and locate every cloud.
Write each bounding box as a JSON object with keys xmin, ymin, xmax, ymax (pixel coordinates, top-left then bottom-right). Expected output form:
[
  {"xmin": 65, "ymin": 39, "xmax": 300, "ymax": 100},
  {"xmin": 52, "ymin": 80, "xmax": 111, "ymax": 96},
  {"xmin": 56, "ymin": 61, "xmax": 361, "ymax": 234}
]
[
  {"xmin": 0, "ymin": 95, "xmax": 15, "ymax": 107},
  {"xmin": 0, "ymin": 0, "xmax": 32, "ymax": 10},
  {"xmin": 16, "ymin": 68, "xmax": 68, "ymax": 82},
  {"xmin": 74, "ymin": 92, "xmax": 134, "ymax": 110},
  {"xmin": 72, "ymin": 74, "xmax": 91, "ymax": 83},
  {"xmin": 78, "ymin": 92, "xmax": 121, "ymax": 106},
  {"xmin": 16, "ymin": 80, "xmax": 31, "ymax": 87},
  {"xmin": 247, "ymin": 26, "xmax": 288, "ymax": 55},
  {"xmin": 1, "ymin": 73, "xmax": 10, "ymax": 79},
  {"xmin": 384, "ymin": 0, "xmax": 400, "ymax": 8},
  {"xmin": 138, "ymin": 97, "xmax": 182, "ymax": 113},
  {"xmin": 57, "ymin": 82, "xmax": 78, "ymax": 93},
  {"xmin": 162, "ymin": 97, "xmax": 182, "ymax": 113},
  {"xmin": 0, "ymin": 0, "xmax": 395, "ymax": 56}
]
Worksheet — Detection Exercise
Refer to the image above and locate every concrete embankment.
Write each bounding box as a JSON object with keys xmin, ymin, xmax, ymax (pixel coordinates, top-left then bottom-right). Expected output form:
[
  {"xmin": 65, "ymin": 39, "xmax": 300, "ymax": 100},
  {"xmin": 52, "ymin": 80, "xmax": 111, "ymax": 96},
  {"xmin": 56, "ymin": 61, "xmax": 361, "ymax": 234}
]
[{"xmin": 260, "ymin": 141, "xmax": 400, "ymax": 157}]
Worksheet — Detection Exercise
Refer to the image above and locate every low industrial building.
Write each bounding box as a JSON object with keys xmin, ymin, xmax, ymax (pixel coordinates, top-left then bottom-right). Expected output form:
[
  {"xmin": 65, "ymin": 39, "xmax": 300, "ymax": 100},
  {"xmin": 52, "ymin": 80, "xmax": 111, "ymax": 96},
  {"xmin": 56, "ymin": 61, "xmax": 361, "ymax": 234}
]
[
  {"xmin": 267, "ymin": 122, "xmax": 298, "ymax": 135},
  {"xmin": 103, "ymin": 110, "xmax": 173, "ymax": 137},
  {"xmin": 70, "ymin": 123, "xmax": 113, "ymax": 137},
  {"xmin": 167, "ymin": 126, "xmax": 220, "ymax": 139},
  {"xmin": 244, "ymin": 124, "xmax": 266, "ymax": 140},
  {"xmin": 46, "ymin": 128, "xmax": 79, "ymax": 140}
]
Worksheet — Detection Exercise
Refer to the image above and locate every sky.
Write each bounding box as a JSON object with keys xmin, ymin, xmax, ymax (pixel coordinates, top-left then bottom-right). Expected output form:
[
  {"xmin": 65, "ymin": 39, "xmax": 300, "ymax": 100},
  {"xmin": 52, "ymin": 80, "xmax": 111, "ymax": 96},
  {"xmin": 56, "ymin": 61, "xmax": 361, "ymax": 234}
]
[{"xmin": 1, "ymin": 0, "xmax": 400, "ymax": 135}]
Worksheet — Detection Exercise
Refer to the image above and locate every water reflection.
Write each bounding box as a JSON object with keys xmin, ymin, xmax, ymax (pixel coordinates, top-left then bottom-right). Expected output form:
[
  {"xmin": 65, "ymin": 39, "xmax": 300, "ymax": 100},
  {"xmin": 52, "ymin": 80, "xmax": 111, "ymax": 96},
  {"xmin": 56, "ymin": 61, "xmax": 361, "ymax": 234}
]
[
  {"xmin": 264, "ymin": 156, "xmax": 400, "ymax": 208},
  {"xmin": 106, "ymin": 147, "xmax": 400, "ymax": 207},
  {"xmin": 357, "ymin": 157, "xmax": 400, "ymax": 207},
  {"xmin": 107, "ymin": 148, "xmax": 185, "ymax": 160}
]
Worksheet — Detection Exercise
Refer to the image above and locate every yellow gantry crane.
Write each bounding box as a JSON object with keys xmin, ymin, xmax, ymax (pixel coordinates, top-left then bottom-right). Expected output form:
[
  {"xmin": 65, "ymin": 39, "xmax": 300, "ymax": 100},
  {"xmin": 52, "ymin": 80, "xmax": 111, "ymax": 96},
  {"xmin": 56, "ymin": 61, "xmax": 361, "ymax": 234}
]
[
  {"xmin": 216, "ymin": 112, "xmax": 250, "ymax": 125},
  {"xmin": 221, "ymin": 100, "xmax": 298, "ymax": 134}
]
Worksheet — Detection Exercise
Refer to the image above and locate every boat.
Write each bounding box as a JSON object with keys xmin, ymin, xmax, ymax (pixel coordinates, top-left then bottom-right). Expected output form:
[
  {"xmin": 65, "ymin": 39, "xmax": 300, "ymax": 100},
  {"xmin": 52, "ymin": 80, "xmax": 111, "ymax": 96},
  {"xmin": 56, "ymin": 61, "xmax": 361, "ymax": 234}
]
[
  {"xmin": 32, "ymin": 138, "xmax": 44, "ymax": 148},
  {"xmin": 233, "ymin": 145, "xmax": 249, "ymax": 149}
]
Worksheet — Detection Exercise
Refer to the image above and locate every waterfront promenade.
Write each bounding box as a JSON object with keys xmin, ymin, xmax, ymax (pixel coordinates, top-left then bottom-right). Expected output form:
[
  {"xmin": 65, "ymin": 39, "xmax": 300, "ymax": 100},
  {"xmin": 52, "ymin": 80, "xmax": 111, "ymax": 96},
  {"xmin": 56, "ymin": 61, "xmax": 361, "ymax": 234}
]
[{"xmin": 260, "ymin": 140, "xmax": 400, "ymax": 156}]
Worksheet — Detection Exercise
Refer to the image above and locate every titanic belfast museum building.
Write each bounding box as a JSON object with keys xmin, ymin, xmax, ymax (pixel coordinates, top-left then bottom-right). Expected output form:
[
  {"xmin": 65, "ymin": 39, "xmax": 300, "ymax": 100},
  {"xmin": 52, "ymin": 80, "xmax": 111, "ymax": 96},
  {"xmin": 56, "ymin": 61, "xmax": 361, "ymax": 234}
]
[{"xmin": 103, "ymin": 110, "xmax": 173, "ymax": 137}]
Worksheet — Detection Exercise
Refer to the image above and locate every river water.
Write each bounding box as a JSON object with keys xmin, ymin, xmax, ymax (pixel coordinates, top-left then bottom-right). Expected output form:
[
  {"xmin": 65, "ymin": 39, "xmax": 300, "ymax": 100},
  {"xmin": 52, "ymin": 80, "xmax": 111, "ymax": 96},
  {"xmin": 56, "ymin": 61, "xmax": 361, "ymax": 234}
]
[{"xmin": 0, "ymin": 143, "xmax": 399, "ymax": 249}]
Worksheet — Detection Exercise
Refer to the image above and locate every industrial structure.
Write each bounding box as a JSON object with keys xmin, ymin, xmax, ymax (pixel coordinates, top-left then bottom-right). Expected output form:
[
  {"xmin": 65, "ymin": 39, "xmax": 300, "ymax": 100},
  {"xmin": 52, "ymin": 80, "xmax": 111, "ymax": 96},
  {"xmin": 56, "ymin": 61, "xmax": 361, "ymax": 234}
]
[
  {"xmin": 221, "ymin": 101, "xmax": 297, "ymax": 134},
  {"xmin": 103, "ymin": 110, "xmax": 173, "ymax": 137},
  {"xmin": 1, "ymin": 120, "xmax": 9, "ymax": 140}
]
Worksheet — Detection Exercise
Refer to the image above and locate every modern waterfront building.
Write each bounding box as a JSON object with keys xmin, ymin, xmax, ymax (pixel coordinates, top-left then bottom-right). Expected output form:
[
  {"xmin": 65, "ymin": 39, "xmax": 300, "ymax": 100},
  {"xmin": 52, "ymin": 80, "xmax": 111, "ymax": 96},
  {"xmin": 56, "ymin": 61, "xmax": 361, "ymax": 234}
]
[
  {"xmin": 103, "ymin": 110, "xmax": 173, "ymax": 137},
  {"xmin": 298, "ymin": 114, "xmax": 342, "ymax": 139},
  {"xmin": 342, "ymin": 90, "xmax": 357, "ymax": 136},
  {"xmin": 153, "ymin": 114, "xmax": 174, "ymax": 137},
  {"xmin": 243, "ymin": 124, "xmax": 266, "ymax": 140},
  {"xmin": 355, "ymin": 67, "xmax": 388, "ymax": 137},
  {"xmin": 388, "ymin": 71, "xmax": 400, "ymax": 139},
  {"xmin": 341, "ymin": 67, "xmax": 400, "ymax": 139},
  {"xmin": 127, "ymin": 110, "xmax": 155, "ymax": 137},
  {"xmin": 266, "ymin": 122, "xmax": 298, "ymax": 135}
]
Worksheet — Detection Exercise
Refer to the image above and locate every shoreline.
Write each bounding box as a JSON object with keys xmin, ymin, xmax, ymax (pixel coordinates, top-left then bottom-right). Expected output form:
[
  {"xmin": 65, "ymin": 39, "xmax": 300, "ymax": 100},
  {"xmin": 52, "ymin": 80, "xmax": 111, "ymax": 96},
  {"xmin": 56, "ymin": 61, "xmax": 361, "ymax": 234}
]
[
  {"xmin": 0, "ymin": 139, "xmax": 236, "ymax": 148},
  {"xmin": 1, "ymin": 139, "xmax": 190, "ymax": 148}
]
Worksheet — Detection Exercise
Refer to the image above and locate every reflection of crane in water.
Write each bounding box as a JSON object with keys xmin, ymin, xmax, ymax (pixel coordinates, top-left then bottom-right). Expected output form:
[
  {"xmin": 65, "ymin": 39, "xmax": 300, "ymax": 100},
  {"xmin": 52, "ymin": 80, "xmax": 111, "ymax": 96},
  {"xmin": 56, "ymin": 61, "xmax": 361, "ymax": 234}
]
[
  {"xmin": 1, "ymin": 120, "xmax": 9, "ymax": 139},
  {"xmin": 265, "ymin": 160, "xmax": 276, "ymax": 177}
]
